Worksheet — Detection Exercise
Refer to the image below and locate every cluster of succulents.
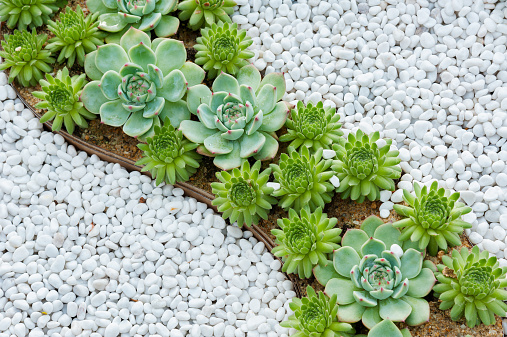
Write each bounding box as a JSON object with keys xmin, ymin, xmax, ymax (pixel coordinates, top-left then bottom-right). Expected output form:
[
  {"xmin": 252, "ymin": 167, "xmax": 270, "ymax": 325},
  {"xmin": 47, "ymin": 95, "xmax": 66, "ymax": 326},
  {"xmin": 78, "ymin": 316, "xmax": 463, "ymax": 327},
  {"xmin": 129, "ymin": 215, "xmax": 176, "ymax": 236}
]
[
  {"xmin": 0, "ymin": 0, "xmax": 65, "ymax": 30},
  {"xmin": 178, "ymin": 0, "xmax": 236, "ymax": 30}
]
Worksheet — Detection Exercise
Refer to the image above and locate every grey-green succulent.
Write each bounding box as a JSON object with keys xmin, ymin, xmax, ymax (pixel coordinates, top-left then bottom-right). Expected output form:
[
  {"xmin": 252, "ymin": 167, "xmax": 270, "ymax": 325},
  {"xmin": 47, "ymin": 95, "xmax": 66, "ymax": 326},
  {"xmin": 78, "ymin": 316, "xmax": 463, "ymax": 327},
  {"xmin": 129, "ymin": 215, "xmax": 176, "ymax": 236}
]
[
  {"xmin": 178, "ymin": 0, "xmax": 236, "ymax": 30},
  {"xmin": 356, "ymin": 320, "xmax": 412, "ymax": 337},
  {"xmin": 0, "ymin": 0, "xmax": 65, "ymax": 30}
]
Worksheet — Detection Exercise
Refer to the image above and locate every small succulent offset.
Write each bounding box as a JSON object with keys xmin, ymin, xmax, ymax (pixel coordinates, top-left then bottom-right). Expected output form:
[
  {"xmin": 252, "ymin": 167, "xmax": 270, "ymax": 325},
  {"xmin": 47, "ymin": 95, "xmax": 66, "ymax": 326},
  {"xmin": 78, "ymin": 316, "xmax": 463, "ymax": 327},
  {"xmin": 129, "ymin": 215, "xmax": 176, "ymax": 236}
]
[
  {"xmin": 33, "ymin": 68, "xmax": 96, "ymax": 134},
  {"xmin": 80, "ymin": 27, "xmax": 205, "ymax": 140},
  {"xmin": 0, "ymin": 0, "xmax": 65, "ymax": 30},
  {"xmin": 433, "ymin": 246, "xmax": 507, "ymax": 328},
  {"xmin": 392, "ymin": 181, "xmax": 472, "ymax": 256},
  {"xmin": 211, "ymin": 161, "xmax": 276, "ymax": 227},
  {"xmin": 280, "ymin": 101, "xmax": 343, "ymax": 152},
  {"xmin": 270, "ymin": 146, "xmax": 334, "ymax": 212},
  {"xmin": 271, "ymin": 207, "xmax": 341, "ymax": 279},
  {"xmin": 46, "ymin": 6, "xmax": 105, "ymax": 68},
  {"xmin": 136, "ymin": 119, "xmax": 201, "ymax": 186},
  {"xmin": 178, "ymin": 0, "xmax": 236, "ymax": 30},
  {"xmin": 87, "ymin": 0, "xmax": 179, "ymax": 42},
  {"xmin": 281, "ymin": 286, "xmax": 356, "ymax": 337},
  {"xmin": 0, "ymin": 29, "xmax": 55, "ymax": 88},
  {"xmin": 180, "ymin": 65, "xmax": 289, "ymax": 170},
  {"xmin": 332, "ymin": 130, "xmax": 401, "ymax": 203},
  {"xmin": 314, "ymin": 216, "xmax": 436, "ymax": 329},
  {"xmin": 194, "ymin": 22, "xmax": 254, "ymax": 79}
]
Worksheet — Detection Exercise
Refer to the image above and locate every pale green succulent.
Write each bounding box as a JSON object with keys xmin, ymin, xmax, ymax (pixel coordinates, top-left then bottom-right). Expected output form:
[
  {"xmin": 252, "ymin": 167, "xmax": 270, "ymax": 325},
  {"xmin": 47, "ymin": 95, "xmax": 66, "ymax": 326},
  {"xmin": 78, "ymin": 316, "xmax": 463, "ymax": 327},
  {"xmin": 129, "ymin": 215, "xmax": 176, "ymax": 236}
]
[
  {"xmin": 270, "ymin": 146, "xmax": 334, "ymax": 212},
  {"xmin": 211, "ymin": 160, "xmax": 276, "ymax": 227},
  {"xmin": 33, "ymin": 68, "xmax": 95, "ymax": 134},
  {"xmin": 80, "ymin": 27, "xmax": 204, "ymax": 140},
  {"xmin": 281, "ymin": 286, "xmax": 356, "ymax": 337},
  {"xmin": 314, "ymin": 216, "xmax": 436, "ymax": 329},
  {"xmin": 356, "ymin": 320, "xmax": 412, "ymax": 337},
  {"xmin": 135, "ymin": 119, "xmax": 201, "ymax": 186},
  {"xmin": 180, "ymin": 65, "xmax": 289, "ymax": 170},
  {"xmin": 178, "ymin": 0, "xmax": 236, "ymax": 30},
  {"xmin": 272, "ymin": 207, "xmax": 341, "ymax": 279},
  {"xmin": 0, "ymin": 0, "xmax": 65, "ymax": 30},
  {"xmin": 279, "ymin": 101, "xmax": 343, "ymax": 152},
  {"xmin": 433, "ymin": 246, "xmax": 507, "ymax": 328},
  {"xmin": 392, "ymin": 181, "xmax": 472, "ymax": 256},
  {"xmin": 332, "ymin": 130, "xmax": 401, "ymax": 203}
]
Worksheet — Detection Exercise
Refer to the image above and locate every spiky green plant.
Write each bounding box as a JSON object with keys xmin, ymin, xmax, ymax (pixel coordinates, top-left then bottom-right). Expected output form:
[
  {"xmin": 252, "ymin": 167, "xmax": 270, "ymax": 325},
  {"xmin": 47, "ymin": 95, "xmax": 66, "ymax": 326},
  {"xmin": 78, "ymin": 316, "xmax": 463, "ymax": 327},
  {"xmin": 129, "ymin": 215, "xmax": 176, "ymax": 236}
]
[
  {"xmin": 0, "ymin": 29, "xmax": 55, "ymax": 88},
  {"xmin": 135, "ymin": 119, "xmax": 201, "ymax": 186},
  {"xmin": 178, "ymin": 0, "xmax": 235, "ymax": 30},
  {"xmin": 0, "ymin": 0, "xmax": 65, "ymax": 30},
  {"xmin": 211, "ymin": 160, "xmax": 276, "ymax": 227},
  {"xmin": 433, "ymin": 246, "xmax": 507, "ymax": 328},
  {"xmin": 392, "ymin": 181, "xmax": 472, "ymax": 256},
  {"xmin": 271, "ymin": 207, "xmax": 341, "ymax": 279},
  {"xmin": 332, "ymin": 130, "xmax": 401, "ymax": 203},
  {"xmin": 280, "ymin": 101, "xmax": 343, "ymax": 152},
  {"xmin": 281, "ymin": 286, "xmax": 356, "ymax": 337},
  {"xmin": 33, "ymin": 68, "xmax": 95, "ymax": 134},
  {"xmin": 46, "ymin": 6, "xmax": 105, "ymax": 68},
  {"xmin": 194, "ymin": 22, "xmax": 254, "ymax": 79},
  {"xmin": 270, "ymin": 146, "xmax": 334, "ymax": 212}
]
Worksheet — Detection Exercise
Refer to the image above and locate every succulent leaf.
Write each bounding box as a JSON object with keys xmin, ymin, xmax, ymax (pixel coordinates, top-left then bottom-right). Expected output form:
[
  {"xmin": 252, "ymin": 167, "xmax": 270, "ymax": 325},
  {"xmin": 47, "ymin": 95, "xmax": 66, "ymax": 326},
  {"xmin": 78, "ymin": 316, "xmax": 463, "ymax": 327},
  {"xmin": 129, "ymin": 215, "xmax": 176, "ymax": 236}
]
[
  {"xmin": 0, "ymin": 0, "xmax": 65, "ymax": 30},
  {"xmin": 178, "ymin": 0, "xmax": 236, "ymax": 30}
]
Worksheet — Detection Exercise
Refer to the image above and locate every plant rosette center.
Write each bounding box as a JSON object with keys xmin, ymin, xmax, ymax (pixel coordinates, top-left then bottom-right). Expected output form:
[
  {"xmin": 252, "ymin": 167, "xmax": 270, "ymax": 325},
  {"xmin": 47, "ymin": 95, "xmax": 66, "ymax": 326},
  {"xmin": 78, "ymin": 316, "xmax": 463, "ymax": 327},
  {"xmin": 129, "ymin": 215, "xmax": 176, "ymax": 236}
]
[
  {"xmin": 228, "ymin": 179, "xmax": 256, "ymax": 207},
  {"xmin": 347, "ymin": 147, "xmax": 378, "ymax": 180},
  {"xmin": 120, "ymin": 72, "xmax": 157, "ymax": 107}
]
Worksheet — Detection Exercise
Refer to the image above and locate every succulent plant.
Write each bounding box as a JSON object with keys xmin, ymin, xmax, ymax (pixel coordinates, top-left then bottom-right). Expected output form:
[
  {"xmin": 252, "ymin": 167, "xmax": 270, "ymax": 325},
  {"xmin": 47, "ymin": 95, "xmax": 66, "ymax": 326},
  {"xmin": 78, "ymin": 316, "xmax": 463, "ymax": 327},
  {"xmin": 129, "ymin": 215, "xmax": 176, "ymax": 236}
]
[
  {"xmin": 180, "ymin": 65, "xmax": 289, "ymax": 170},
  {"xmin": 80, "ymin": 27, "xmax": 205, "ymax": 140},
  {"xmin": 33, "ymin": 68, "xmax": 95, "ymax": 134},
  {"xmin": 194, "ymin": 22, "xmax": 254, "ymax": 79},
  {"xmin": 314, "ymin": 216, "xmax": 436, "ymax": 329},
  {"xmin": 270, "ymin": 146, "xmax": 334, "ymax": 212},
  {"xmin": 433, "ymin": 246, "xmax": 507, "ymax": 328},
  {"xmin": 392, "ymin": 181, "xmax": 472, "ymax": 256},
  {"xmin": 178, "ymin": 0, "xmax": 236, "ymax": 30},
  {"xmin": 87, "ymin": 0, "xmax": 179, "ymax": 42},
  {"xmin": 356, "ymin": 320, "xmax": 412, "ymax": 337},
  {"xmin": 211, "ymin": 160, "xmax": 276, "ymax": 227},
  {"xmin": 272, "ymin": 207, "xmax": 341, "ymax": 279},
  {"xmin": 0, "ymin": 0, "xmax": 65, "ymax": 30},
  {"xmin": 332, "ymin": 130, "xmax": 401, "ymax": 203},
  {"xmin": 280, "ymin": 101, "xmax": 343, "ymax": 152},
  {"xmin": 0, "ymin": 29, "xmax": 55, "ymax": 88},
  {"xmin": 135, "ymin": 118, "xmax": 201, "ymax": 185},
  {"xmin": 45, "ymin": 6, "xmax": 105, "ymax": 68},
  {"xmin": 281, "ymin": 286, "xmax": 356, "ymax": 337}
]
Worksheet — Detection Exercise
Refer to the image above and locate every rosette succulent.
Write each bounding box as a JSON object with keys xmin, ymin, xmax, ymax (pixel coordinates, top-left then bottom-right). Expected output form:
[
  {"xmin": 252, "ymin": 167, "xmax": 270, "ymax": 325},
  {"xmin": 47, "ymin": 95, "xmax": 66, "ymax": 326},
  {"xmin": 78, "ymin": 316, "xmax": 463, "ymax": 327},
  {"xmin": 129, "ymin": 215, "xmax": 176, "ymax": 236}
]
[
  {"xmin": 180, "ymin": 65, "xmax": 289, "ymax": 170},
  {"xmin": 332, "ymin": 130, "xmax": 401, "ymax": 203},
  {"xmin": 270, "ymin": 146, "xmax": 334, "ymax": 212},
  {"xmin": 211, "ymin": 160, "xmax": 276, "ymax": 227},
  {"xmin": 281, "ymin": 286, "xmax": 356, "ymax": 337},
  {"xmin": 46, "ymin": 6, "xmax": 105, "ymax": 68},
  {"xmin": 314, "ymin": 216, "xmax": 436, "ymax": 329},
  {"xmin": 392, "ymin": 181, "xmax": 472, "ymax": 256},
  {"xmin": 136, "ymin": 119, "xmax": 201, "ymax": 185},
  {"xmin": 195, "ymin": 22, "xmax": 254, "ymax": 79},
  {"xmin": 433, "ymin": 246, "xmax": 507, "ymax": 328},
  {"xmin": 0, "ymin": 0, "xmax": 65, "ymax": 30},
  {"xmin": 271, "ymin": 207, "xmax": 341, "ymax": 279},
  {"xmin": 356, "ymin": 320, "xmax": 412, "ymax": 337},
  {"xmin": 87, "ymin": 0, "xmax": 179, "ymax": 42},
  {"xmin": 80, "ymin": 27, "xmax": 205, "ymax": 140},
  {"xmin": 178, "ymin": 0, "xmax": 236, "ymax": 30},
  {"xmin": 280, "ymin": 101, "xmax": 343, "ymax": 152},
  {"xmin": 0, "ymin": 29, "xmax": 55, "ymax": 88},
  {"xmin": 33, "ymin": 68, "xmax": 95, "ymax": 134}
]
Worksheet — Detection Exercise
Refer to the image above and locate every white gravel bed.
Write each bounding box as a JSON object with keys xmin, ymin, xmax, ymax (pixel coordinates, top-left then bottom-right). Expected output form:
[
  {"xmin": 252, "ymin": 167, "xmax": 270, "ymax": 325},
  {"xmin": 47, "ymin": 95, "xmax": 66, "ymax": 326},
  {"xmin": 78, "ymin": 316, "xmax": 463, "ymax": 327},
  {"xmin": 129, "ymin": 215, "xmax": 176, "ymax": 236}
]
[{"xmin": 0, "ymin": 77, "xmax": 295, "ymax": 337}]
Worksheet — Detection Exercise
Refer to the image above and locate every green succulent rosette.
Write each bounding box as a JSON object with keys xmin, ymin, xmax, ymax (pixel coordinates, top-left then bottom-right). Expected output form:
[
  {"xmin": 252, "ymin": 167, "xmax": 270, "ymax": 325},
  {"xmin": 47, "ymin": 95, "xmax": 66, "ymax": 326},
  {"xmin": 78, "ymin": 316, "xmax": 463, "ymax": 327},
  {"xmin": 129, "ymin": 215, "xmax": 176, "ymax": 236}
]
[
  {"xmin": 433, "ymin": 246, "xmax": 507, "ymax": 328},
  {"xmin": 195, "ymin": 22, "xmax": 254, "ymax": 79},
  {"xmin": 180, "ymin": 65, "xmax": 289, "ymax": 170},
  {"xmin": 0, "ymin": 0, "xmax": 65, "ymax": 30},
  {"xmin": 0, "ymin": 29, "xmax": 55, "ymax": 88},
  {"xmin": 280, "ymin": 101, "xmax": 343, "ymax": 152},
  {"xmin": 178, "ymin": 0, "xmax": 236, "ymax": 30},
  {"xmin": 314, "ymin": 216, "xmax": 436, "ymax": 329},
  {"xmin": 272, "ymin": 207, "xmax": 341, "ymax": 279},
  {"xmin": 281, "ymin": 286, "xmax": 356, "ymax": 337},
  {"xmin": 80, "ymin": 27, "xmax": 205, "ymax": 140},
  {"xmin": 270, "ymin": 146, "xmax": 334, "ymax": 212},
  {"xmin": 211, "ymin": 160, "xmax": 276, "ymax": 227},
  {"xmin": 392, "ymin": 181, "xmax": 472, "ymax": 256},
  {"xmin": 332, "ymin": 130, "xmax": 401, "ymax": 203}
]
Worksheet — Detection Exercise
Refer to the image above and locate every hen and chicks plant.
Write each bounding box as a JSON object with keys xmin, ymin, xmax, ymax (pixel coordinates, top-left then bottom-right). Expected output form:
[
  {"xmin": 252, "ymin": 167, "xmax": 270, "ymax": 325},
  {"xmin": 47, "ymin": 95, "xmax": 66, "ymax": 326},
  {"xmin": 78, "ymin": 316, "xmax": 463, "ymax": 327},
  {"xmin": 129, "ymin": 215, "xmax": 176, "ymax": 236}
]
[
  {"xmin": 178, "ymin": 0, "xmax": 236, "ymax": 30},
  {"xmin": 0, "ymin": 0, "xmax": 65, "ymax": 30}
]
